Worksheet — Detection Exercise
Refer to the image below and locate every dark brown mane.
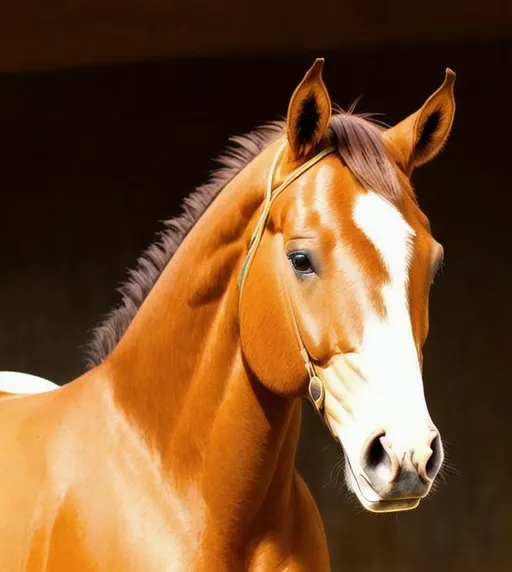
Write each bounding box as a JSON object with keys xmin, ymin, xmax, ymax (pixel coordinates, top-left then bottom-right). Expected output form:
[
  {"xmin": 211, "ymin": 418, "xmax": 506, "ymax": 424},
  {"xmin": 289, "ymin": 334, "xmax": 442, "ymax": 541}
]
[{"xmin": 85, "ymin": 110, "xmax": 402, "ymax": 368}]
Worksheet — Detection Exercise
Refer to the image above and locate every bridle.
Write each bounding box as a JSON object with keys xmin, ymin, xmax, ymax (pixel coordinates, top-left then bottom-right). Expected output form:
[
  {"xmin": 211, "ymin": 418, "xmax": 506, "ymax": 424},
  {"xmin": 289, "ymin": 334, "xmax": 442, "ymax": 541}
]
[{"xmin": 238, "ymin": 141, "xmax": 338, "ymax": 428}]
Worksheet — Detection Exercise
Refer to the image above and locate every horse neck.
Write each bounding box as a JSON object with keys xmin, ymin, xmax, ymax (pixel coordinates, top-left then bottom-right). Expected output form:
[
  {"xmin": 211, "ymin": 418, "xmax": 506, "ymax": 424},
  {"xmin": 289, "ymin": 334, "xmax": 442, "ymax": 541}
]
[{"xmin": 102, "ymin": 139, "xmax": 302, "ymax": 543}]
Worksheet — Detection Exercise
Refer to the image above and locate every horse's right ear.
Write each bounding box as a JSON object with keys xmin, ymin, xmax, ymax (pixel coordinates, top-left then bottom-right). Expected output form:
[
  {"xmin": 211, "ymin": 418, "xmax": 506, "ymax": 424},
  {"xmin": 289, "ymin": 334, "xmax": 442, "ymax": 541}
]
[{"xmin": 286, "ymin": 59, "xmax": 332, "ymax": 160}]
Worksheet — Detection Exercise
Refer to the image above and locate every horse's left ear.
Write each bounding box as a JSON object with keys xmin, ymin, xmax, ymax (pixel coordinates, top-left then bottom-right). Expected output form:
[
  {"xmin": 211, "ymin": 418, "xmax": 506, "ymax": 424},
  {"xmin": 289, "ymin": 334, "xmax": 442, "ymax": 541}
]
[
  {"xmin": 286, "ymin": 58, "xmax": 332, "ymax": 160},
  {"xmin": 384, "ymin": 69, "xmax": 456, "ymax": 171}
]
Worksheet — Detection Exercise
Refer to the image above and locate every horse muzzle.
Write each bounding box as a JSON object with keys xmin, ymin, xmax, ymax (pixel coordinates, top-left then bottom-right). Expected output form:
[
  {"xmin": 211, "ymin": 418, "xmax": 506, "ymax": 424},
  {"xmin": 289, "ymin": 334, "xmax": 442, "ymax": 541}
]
[{"xmin": 312, "ymin": 354, "xmax": 444, "ymax": 513}]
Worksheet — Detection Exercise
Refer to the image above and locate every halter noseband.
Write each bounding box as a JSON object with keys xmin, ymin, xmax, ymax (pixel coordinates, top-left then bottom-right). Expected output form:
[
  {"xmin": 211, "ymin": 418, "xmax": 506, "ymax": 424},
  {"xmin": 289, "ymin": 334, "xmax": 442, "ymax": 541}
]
[{"xmin": 238, "ymin": 141, "xmax": 337, "ymax": 421}]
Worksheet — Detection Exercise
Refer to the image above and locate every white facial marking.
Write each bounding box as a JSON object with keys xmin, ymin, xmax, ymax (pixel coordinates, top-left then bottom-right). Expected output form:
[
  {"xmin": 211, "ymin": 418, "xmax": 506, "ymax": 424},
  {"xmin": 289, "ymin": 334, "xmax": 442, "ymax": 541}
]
[
  {"xmin": 320, "ymin": 191, "xmax": 437, "ymax": 512},
  {"xmin": 352, "ymin": 191, "xmax": 429, "ymax": 456}
]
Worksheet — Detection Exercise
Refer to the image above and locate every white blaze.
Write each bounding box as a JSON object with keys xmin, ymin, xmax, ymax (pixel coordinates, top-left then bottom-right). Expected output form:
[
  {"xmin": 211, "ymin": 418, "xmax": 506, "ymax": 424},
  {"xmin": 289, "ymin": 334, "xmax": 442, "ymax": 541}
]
[
  {"xmin": 319, "ymin": 190, "xmax": 439, "ymax": 511},
  {"xmin": 351, "ymin": 191, "xmax": 430, "ymax": 457}
]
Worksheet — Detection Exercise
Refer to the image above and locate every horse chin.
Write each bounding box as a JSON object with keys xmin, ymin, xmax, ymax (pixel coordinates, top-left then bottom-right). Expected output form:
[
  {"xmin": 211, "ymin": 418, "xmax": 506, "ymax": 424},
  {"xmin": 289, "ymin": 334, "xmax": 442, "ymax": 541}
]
[
  {"xmin": 355, "ymin": 494, "xmax": 421, "ymax": 514},
  {"xmin": 345, "ymin": 463, "xmax": 422, "ymax": 514}
]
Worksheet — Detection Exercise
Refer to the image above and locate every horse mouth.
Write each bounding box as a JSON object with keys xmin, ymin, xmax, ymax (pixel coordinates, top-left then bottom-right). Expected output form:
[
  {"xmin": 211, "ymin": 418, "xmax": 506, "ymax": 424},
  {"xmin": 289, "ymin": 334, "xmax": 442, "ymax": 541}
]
[
  {"xmin": 346, "ymin": 463, "xmax": 423, "ymax": 513},
  {"xmin": 356, "ymin": 494, "xmax": 421, "ymax": 514}
]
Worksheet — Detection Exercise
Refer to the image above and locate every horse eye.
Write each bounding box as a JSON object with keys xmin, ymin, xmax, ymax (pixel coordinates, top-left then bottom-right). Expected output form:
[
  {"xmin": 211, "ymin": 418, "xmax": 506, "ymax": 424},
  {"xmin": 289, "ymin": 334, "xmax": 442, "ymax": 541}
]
[{"xmin": 288, "ymin": 252, "xmax": 315, "ymax": 276}]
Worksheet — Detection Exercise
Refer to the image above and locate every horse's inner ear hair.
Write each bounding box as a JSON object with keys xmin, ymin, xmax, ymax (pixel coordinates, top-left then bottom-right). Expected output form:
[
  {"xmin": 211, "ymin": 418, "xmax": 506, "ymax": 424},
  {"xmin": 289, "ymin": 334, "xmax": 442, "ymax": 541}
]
[
  {"xmin": 416, "ymin": 109, "xmax": 442, "ymax": 155},
  {"xmin": 295, "ymin": 92, "xmax": 321, "ymax": 151}
]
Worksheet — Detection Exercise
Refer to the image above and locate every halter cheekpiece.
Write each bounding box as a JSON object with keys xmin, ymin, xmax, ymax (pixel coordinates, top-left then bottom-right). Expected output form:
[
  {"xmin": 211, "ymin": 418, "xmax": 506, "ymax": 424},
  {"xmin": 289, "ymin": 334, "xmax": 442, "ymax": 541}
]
[{"xmin": 238, "ymin": 141, "xmax": 337, "ymax": 420}]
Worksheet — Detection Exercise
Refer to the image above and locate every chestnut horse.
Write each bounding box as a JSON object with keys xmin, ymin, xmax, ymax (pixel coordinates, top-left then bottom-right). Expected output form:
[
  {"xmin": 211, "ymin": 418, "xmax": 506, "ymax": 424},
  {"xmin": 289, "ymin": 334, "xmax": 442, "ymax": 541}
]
[{"xmin": 0, "ymin": 59, "xmax": 455, "ymax": 570}]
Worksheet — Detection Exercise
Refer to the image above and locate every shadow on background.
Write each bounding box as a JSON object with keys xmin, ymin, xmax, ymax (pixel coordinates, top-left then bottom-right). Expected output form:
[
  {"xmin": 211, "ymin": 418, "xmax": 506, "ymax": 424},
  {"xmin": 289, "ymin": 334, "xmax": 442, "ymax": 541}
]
[{"xmin": 0, "ymin": 43, "xmax": 510, "ymax": 570}]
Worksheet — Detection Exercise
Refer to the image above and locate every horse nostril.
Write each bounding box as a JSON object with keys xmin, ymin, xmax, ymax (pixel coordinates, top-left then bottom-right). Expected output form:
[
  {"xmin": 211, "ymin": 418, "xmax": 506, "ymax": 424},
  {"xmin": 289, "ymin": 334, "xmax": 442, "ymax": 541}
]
[
  {"xmin": 424, "ymin": 434, "xmax": 443, "ymax": 481},
  {"xmin": 367, "ymin": 435, "xmax": 387, "ymax": 470},
  {"xmin": 362, "ymin": 432, "xmax": 399, "ymax": 484}
]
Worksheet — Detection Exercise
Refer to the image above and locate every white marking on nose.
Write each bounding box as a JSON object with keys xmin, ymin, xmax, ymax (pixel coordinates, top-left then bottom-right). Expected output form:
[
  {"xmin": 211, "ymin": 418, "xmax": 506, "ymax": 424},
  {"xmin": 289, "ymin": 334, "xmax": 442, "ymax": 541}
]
[{"xmin": 352, "ymin": 191, "xmax": 429, "ymax": 456}]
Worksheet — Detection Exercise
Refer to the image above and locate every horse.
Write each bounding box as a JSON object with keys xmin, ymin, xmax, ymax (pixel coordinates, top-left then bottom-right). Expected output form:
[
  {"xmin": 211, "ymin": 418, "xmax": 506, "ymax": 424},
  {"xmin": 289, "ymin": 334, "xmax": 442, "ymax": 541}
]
[{"xmin": 0, "ymin": 58, "xmax": 455, "ymax": 571}]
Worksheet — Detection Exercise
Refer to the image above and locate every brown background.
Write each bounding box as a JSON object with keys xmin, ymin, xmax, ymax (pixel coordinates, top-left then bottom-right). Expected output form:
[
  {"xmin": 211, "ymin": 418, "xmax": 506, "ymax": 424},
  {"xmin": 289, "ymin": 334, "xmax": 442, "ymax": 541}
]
[
  {"xmin": 0, "ymin": 3, "xmax": 511, "ymax": 571},
  {"xmin": 2, "ymin": 0, "xmax": 511, "ymax": 73}
]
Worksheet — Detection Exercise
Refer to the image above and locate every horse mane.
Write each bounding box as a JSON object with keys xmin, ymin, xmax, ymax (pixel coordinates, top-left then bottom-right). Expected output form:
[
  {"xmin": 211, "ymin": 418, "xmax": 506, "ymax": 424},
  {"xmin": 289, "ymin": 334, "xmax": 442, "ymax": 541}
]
[{"xmin": 85, "ymin": 109, "xmax": 402, "ymax": 368}]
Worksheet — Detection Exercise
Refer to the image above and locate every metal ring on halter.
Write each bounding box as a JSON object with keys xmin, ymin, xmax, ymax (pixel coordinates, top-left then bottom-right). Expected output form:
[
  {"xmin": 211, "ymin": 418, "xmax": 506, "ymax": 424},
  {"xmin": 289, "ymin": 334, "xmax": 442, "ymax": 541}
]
[
  {"xmin": 238, "ymin": 141, "xmax": 337, "ymax": 422},
  {"xmin": 308, "ymin": 376, "xmax": 325, "ymax": 411}
]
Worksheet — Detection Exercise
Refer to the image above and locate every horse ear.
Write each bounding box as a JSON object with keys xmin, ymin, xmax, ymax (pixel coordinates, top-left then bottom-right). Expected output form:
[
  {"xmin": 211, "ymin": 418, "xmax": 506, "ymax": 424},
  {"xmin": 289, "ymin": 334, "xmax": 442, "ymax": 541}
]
[
  {"xmin": 286, "ymin": 58, "xmax": 332, "ymax": 160},
  {"xmin": 384, "ymin": 69, "xmax": 456, "ymax": 171}
]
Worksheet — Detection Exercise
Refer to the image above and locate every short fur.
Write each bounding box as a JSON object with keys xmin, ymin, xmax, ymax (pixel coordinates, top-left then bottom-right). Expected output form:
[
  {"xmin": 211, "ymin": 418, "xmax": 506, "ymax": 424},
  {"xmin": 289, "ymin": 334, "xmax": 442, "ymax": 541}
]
[{"xmin": 86, "ymin": 110, "xmax": 402, "ymax": 368}]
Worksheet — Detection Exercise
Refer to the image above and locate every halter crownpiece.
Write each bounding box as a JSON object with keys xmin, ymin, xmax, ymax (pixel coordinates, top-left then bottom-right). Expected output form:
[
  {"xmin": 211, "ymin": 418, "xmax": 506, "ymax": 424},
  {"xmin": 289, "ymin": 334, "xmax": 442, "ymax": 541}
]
[
  {"xmin": 238, "ymin": 142, "xmax": 335, "ymax": 290},
  {"xmin": 238, "ymin": 141, "xmax": 336, "ymax": 422}
]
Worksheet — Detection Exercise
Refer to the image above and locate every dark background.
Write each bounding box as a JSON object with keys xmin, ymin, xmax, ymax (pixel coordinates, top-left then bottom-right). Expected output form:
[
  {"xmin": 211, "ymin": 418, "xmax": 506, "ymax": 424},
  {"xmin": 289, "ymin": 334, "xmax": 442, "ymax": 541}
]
[{"xmin": 0, "ymin": 3, "xmax": 511, "ymax": 570}]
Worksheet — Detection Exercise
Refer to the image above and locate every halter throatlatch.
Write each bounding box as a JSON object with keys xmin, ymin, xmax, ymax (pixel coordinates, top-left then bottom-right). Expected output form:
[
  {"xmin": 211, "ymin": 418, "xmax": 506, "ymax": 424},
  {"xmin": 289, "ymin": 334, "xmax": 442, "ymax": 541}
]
[{"xmin": 238, "ymin": 141, "xmax": 336, "ymax": 419}]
